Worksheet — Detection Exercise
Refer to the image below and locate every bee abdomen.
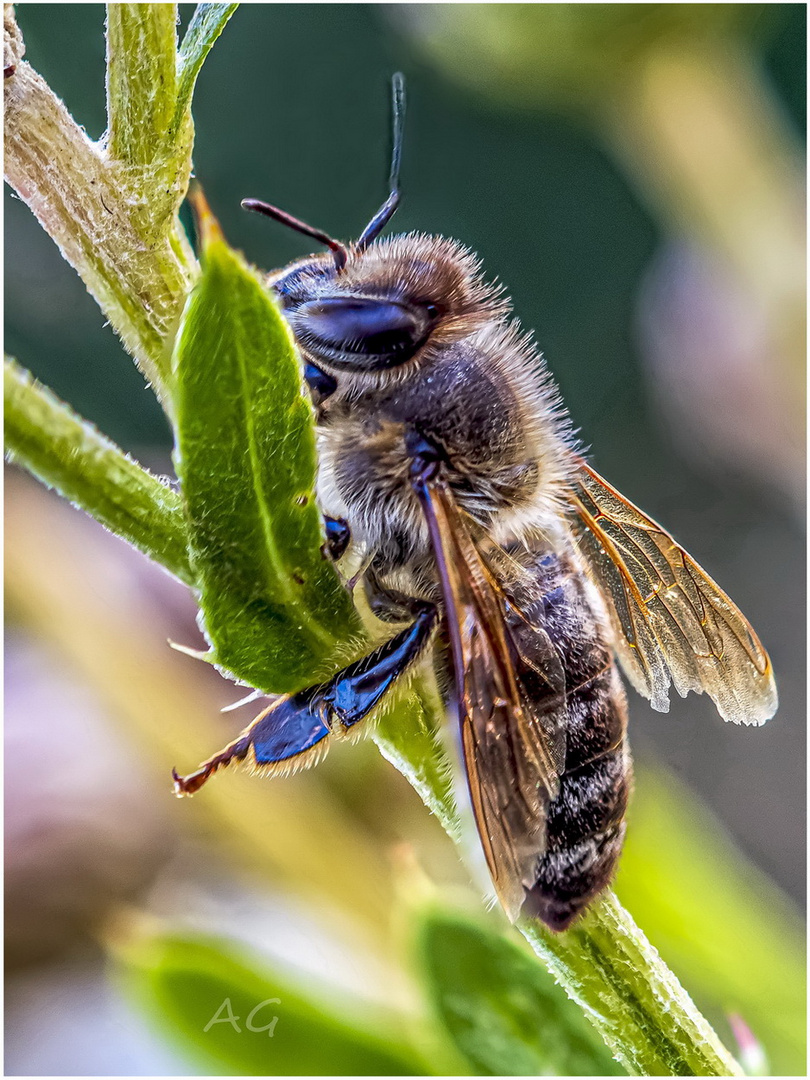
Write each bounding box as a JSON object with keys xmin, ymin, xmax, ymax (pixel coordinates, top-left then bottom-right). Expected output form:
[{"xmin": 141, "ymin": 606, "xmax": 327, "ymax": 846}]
[
  {"xmin": 524, "ymin": 738, "xmax": 633, "ymax": 932},
  {"xmin": 546, "ymin": 747, "xmax": 630, "ymax": 850},
  {"xmin": 563, "ymin": 661, "xmax": 628, "ymax": 771},
  {"xmin": 522, "ymin": 818, "xmax": 627, "ymax": 932},
  {"xmin": 501, "ymin": 547, "xmax": 634, "ymax": 930}
]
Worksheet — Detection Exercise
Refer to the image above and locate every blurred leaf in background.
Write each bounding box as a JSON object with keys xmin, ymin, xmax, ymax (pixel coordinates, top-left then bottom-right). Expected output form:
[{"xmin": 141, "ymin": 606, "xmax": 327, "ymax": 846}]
[
  {"xmin": 116, "ymin": 929, "xmax": 430, "ymax": 1077},
  {"xmin": 413, "ymin": 906, "xmax": 624, "ymax": 1076}
]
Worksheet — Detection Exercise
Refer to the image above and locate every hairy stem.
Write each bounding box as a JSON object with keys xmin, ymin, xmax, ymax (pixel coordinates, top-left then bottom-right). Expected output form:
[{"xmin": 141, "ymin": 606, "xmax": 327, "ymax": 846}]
[
  {"xmin": 3, "ymin": 5, "xmax": 201, "ymax": 407},
  {"xmin": 106, "ymin": 4, "xmax": 179, "ymax": 166},
  {"xmin": 4, "ymin": 357, "xmax": 194, "ymax": 586},
  {"xmin": 521, "ymin": 897, "xmax": 742, "ymax": 1076}
]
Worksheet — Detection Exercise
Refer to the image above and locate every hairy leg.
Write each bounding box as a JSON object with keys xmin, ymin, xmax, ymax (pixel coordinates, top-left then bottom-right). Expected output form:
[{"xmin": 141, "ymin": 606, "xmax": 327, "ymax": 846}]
[{"xmin": 173, "ymin": 601, "xmax": 437, "ymax": 795}]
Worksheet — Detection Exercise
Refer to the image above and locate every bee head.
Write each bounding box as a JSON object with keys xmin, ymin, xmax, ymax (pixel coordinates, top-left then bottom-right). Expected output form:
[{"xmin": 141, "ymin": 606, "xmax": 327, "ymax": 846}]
[
  {"xmin": 265, "ymin": 234, "xmax": 502, "ymax": 374},
  {"xmin": 242, "ymin": 75, "xmax": 503, "ymax": 376}
]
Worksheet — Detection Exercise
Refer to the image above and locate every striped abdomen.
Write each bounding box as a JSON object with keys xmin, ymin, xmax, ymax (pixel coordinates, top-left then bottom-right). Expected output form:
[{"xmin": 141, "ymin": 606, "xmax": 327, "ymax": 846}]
[{"xmin": 505, "ymin": 545, "xmax": 632, "ymax": 931}]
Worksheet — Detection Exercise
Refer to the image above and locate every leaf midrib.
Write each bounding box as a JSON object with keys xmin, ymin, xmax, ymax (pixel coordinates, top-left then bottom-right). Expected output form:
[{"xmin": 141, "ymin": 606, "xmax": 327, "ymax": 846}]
[{"xmin": 232, "ymin": 292, "xmax": 335, "ymax": 653}]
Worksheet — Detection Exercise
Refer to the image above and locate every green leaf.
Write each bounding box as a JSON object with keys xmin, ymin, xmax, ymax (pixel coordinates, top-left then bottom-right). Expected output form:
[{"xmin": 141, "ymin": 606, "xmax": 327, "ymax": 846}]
[
  {"xmin": 175, "ymin": 4, "xmax": 240, "ymax": 135},
  {"xmin": 172, "ymin": 200, "xmax": 361, "ymax": 693},
  {"xmin": 4, "ymin": 357, "xmax": 194, "ymax": 586},
  {"xmin": 416, "ymin": 907, "xmax": 624, "ymax": 1077},
  {"xmin": 118, "ymin": 930, "xmax": 428, "ymax": 1076}
]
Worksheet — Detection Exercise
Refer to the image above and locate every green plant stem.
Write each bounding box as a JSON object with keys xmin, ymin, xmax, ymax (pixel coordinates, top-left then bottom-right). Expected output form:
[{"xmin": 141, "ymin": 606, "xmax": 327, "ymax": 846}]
[
  {"xmin": 4, "ymin": 7, "xmax": 196, "ymax": 406},
  {"xmin": 373, "ymin": 683, "xmax": 460, "ymax": 842},
  {"xmin": 521, "ymin": 896, "xmax": 742, "ymax": 1076},
  {"xmin": 106, "ymin": 4, "xmax": 179, "ymax": 166},
  {"xmin": 4, "ymin": 357, "xmax": 194, "ymax": 586},
  {"xmin": 104, "ymin": 4, "xmax": 230, "ymax": 247},
  {"xmin": 5, "ymin": 5, "xmax": 240, "ymax": 409}
]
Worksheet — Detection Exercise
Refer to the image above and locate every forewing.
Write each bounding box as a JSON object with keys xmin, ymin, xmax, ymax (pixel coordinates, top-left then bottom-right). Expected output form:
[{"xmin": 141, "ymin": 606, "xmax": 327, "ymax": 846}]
[
  {"xmin": 570, "ymin": 460, "xmax": 777, "ymax": 725},
  {"xmin": 414, "ymin": 474, "xmax": 565, "ymax": 921}
]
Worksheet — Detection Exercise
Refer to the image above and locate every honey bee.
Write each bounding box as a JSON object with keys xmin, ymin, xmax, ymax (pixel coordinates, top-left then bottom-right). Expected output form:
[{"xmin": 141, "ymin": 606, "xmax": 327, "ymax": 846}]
[{"xmin": 174, "ymin": 76, "xmax": 777, "ymax": 931}]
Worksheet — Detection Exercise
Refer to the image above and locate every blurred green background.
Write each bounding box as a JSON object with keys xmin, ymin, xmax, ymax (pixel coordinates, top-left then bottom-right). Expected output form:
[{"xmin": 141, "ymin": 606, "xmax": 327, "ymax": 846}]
[{"xmin": 5, "ymin": 4, "xmax": 805, "ymax": 1075}]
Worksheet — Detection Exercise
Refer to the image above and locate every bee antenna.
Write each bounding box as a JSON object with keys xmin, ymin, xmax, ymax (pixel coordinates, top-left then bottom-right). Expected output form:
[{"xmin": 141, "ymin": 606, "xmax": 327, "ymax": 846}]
[
  {"xmin": 241, "ymin": 198, "xmax": 349, "ymax": 272},
  {"xmin": 356, "ymin": 72, "xmax": 406, "ymax": 251}
]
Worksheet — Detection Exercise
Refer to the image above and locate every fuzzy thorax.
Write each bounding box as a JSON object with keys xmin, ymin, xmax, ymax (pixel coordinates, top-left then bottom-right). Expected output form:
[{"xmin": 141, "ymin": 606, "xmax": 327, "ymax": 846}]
[{"xmin": 297, "ymin": 234, "xmax": 577, "ymax": 573}]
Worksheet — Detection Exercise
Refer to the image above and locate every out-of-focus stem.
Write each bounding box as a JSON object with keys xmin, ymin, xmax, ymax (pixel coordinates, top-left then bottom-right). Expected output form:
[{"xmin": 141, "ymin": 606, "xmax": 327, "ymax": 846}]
[
  {"xmin": 4, "ymin": 357, "xmax": 194, "ymax": 586},
  {"xmin": 602, "ymin": 41, "xmax": 805, "ymax": 402}
]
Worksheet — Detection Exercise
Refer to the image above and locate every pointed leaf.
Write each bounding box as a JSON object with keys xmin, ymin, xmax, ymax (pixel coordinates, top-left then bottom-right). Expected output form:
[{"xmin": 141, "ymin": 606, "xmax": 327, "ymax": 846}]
[{"xmin": 172, "ymin": 201, "xmax": 361, "ymax": 692}]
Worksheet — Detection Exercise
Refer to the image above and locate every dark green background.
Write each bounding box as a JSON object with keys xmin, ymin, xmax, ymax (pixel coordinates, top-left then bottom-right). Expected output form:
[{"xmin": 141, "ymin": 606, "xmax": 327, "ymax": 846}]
[{"xmin": 5, "ymin": 4, "xmax": 805, "ymax": 903}]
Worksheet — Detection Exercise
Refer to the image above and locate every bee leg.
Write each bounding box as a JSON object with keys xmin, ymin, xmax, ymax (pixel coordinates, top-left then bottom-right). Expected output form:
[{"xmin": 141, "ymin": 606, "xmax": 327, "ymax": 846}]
[
  {"xmin": 363, "ymin": 562, "xmax": 430, "ymax": 623},
  {"xmin": 321, "ymin": 516, "xmax": 351, "ymax": 562},
  {"xmin": 173, "ymin": 601, "xmax": 438, "ymax": 796},
  {"xmin": 303, "ymin": 361, "xmax": 337, "ymax": 407}
]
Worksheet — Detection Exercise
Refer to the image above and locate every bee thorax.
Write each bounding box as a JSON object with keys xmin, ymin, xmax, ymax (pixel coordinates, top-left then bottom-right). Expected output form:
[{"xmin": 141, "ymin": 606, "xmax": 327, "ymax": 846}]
[{"xmin": 315, "ymin": 328, "xmax": 573, "ymax": 573}]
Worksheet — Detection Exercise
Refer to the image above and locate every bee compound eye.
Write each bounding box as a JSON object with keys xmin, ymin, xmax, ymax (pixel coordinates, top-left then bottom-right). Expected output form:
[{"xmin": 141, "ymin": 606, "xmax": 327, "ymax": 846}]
[{"xmin": 294, "ymin": 296, "xmax": 432, "ymax": 371}]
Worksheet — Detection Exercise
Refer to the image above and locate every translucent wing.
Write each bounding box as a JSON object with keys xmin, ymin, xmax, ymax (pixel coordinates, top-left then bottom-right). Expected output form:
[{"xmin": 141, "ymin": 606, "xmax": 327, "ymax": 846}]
[
  {"xmin": 570, "ymin": 459, "xmax": 777, "ymax": 725},
  {"xmin": 414, "ymin": 473, "xmax": 566, "ymax": 921}
]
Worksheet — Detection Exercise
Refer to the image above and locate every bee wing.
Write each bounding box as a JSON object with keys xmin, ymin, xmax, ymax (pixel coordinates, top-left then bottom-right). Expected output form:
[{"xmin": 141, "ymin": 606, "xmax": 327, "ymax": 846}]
[
  {"xmin": 570, "ymin": 459, "xmax": 777, "ymax": 726},
  {"xmin": 414, "ymin": 473, "xmax": 566, "ymax": 922}
]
